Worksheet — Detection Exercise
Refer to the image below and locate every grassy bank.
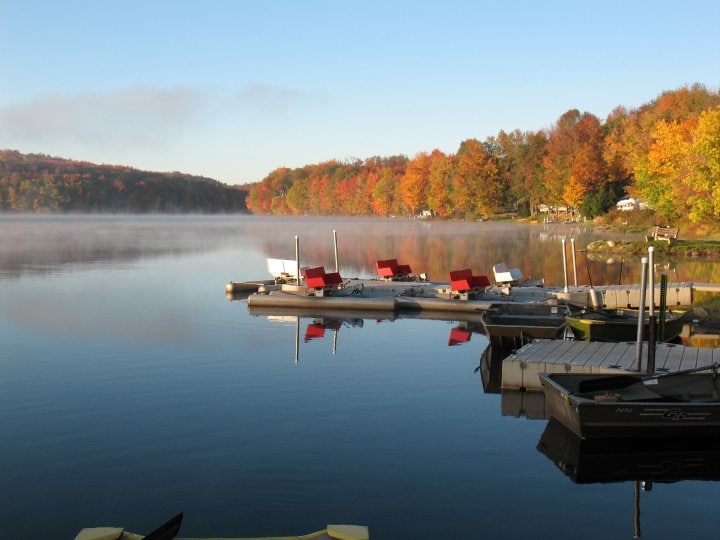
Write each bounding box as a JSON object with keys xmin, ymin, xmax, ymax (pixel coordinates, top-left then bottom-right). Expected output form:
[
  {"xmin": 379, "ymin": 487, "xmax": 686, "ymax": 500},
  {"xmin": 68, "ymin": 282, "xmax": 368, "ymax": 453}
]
[
  {"xmin": 593, "ymin": 209, "xmax": 720, "ymax": 240},
  {"xmin": 586, "ymin": 238, "xmax": 720, "ymax": 258}
]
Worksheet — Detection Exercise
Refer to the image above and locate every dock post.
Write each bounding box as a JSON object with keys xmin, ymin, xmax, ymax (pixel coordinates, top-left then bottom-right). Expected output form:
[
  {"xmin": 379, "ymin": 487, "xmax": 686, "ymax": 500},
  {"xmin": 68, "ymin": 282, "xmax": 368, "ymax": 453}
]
[
  {"xmin": 647, "ymin": 246, "xmax": 657, "ymax": 371},
  {"xmin": 295, "ymin": 235, "xmax": 301, "ymax": 285},
  {"xmin": 333, "ymin": 229, "xmax": 339, "ymax": 273},
  {"xmin": 561, "ymin": 238, "xmax": 568, "ymax": 293},
  {"xmin": 659, "ymin": 274, "xmax": 668, "ymax": 342},
  {"xmin": 647, "ymin": 314, "xmax": 656, "ymax": 373},
  {"xmin": 634, "ymin": 257, "xmax": 648, "ymax": 372},
  {"xmin": 571, "ymin": 237, "xmax": 578, "ymax": 287},
  {"xmin": 648, "ymin": 246, "xmax": 655, "ymax": 315}
]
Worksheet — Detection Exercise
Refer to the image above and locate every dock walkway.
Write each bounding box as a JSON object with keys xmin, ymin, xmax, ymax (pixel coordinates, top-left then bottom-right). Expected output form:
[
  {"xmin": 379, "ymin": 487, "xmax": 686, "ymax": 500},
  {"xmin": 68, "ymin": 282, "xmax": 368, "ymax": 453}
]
[
  {"xmin": 244, "ymin": 278, "xmax": 698, "ymax": 313},
  {"xmin": 501, "ymin": 339, "xmax": 720, "ymax": 391}
]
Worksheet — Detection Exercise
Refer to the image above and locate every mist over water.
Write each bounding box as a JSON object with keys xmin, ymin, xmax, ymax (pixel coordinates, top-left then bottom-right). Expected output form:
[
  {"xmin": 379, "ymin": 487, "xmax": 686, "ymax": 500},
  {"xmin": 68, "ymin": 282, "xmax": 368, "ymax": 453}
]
[
  {"xmin": 1, "ymin": 215, "xmax": 718, "ymax": 539},
  {"xmin": 2, "ymin": 214, "xmax": 714, "ymax": 284}
]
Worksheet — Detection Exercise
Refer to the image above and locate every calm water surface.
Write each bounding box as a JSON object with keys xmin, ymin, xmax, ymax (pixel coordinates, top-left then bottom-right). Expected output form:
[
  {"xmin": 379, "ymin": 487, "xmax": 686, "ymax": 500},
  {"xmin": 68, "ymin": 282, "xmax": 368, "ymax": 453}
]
[{"xmin": 1, "ymin": 215, "xmax": 717, "ymax": 539}]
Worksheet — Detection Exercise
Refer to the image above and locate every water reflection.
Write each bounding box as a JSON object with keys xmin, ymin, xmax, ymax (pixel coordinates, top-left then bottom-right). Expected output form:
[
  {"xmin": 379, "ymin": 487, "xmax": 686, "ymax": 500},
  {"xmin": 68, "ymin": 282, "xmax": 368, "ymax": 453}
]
[
  {"xmin": 247, "ymin": 304, "xmax": 490, "ymax": 364},
  {"xmin": 476, "ymin": 332, "xmax": 560, "ymax": 421},
  {"xmin": 4, "ymin": 214, "xmax": 719, "ymax": 286},
  {"xmin": 303, "ymin": 317, "xmax": 361, "ymax": 342},
  {"xmin": 448, "ymin": 325, "xmax": 473, "ymax": 346},
  {"xmin": 477, "ymin": 335, "xmax": 534, "ymax": 393},
  {"xmin": 4, "ymin": 214, "xmax": 719, "ymax": 539},
  {"xmin": 0, "ymin": 214, "xmax": 244, "ymax": 278},
  {"xmin": 538, "ymin": 417, "xmax": 720, "ymax": 484},
  {"xmin": 537, "ymin": 417, "xmax": 720, "ymax": 538}
]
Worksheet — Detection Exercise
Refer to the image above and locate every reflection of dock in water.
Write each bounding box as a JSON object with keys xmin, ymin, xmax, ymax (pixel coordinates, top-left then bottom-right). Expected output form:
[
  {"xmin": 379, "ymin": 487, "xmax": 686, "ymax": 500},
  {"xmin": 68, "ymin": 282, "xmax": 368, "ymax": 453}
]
[
  {"xmin": 537, "ymin": 417, "xmax": 720, "ymax": 484},
  {"xmin": 537, "ymin": 416, "xmax": 720, "ymax": 537},
  {"xmin": 479, "ymin": 335, "xmax": 554, "ymax": 421},
  {"xmin": 479, "ymin": 335, "xmax": 534, "ymax": 394},
  {"xmin": 250, "ymin": 305, "xmax": 489, "ymax": 363},
  {"xmin": 537, "ymin": 417, "xmax": 720, "ymax": 538}
]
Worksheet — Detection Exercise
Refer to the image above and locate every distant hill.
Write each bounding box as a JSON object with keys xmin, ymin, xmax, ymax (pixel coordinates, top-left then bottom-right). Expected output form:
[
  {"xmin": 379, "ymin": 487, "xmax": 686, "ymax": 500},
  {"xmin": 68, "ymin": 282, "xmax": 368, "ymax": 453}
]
[{"xmin": 0, "ymin": 150, "xmax": 249, "ymax": 213}]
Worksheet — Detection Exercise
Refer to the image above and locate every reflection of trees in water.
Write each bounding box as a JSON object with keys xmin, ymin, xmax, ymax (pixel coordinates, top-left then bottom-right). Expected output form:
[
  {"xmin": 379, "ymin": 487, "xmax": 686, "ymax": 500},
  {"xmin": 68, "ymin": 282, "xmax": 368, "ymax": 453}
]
[
  {"xmin": 257, "ymin": 219, "xmax": 718, "ymax": 286},
  {"xmin": 4, "ymin": 215, "xmax": 718, "ymax": 285}
]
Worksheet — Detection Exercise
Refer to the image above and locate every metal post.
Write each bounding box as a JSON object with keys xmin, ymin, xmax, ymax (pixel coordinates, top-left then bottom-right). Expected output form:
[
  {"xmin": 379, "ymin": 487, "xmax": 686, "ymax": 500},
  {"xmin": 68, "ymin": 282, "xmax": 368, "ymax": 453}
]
[
  {"xmin": 648, "ymin": 246, "xmax": 655, "ymax": 316},
  {"xmin": 561, "ymin": 238, "xmax": 568, "ymax": 293},
  {"xmin": 659, "ymin": 275, "xmax": 668, "ymax": 342},
  {"xmin": 333, "ymin": 229, "xmax": 339, "ymax": 273},
  {"xmin": 571, "ymin": 238, "xmax": 578, "ymax": 287},
  {"xmin": 647, "ymin": 314, "xmax": 656, "ymax": 373},
  {"xmin": 295, "ymin": 235, "xmax": 300, "ymax": 284},
  {"xmin": 634, "ymin": 257, "xmax": 648, "ymax": 372},
  {"xmin": 647, "ymin": 246, "xmax": 656, "ymax": 373}
]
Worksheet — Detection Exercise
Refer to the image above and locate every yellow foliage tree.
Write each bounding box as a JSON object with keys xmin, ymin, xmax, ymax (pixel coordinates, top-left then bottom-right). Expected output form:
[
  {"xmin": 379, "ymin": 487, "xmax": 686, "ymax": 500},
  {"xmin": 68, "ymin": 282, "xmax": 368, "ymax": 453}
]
[
  {"xmin": 425, "ymin": 150, "xmax": 454, "ymax": 218},
  {"xmin": 562, "ymin": 175, "xmax": 586, "ymax": 209},
  {"xmin": 640, "ymin": 119, "xmax": 692, "ymax": 220},
  {"xmin": 685, "ymin": 106, "xmax": 720, "ymax": 222}
]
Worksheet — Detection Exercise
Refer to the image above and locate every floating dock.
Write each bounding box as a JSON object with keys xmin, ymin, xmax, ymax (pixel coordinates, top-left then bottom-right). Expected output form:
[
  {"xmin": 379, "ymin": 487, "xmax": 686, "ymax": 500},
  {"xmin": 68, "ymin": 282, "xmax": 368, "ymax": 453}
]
[
  {"xmin": 501, "ymin": 339, "xmax": 720, "ymax": 391},
  {"xmin": 241, "ymin": 278, "xmax": 698, "ymax": 314},
  {"xmin": 226, "ymin": 279, "xmax": 276, "ymax": 293},
  {"xmin": 553, "ymin": 282, "xmax": 693, "ymax": 309},
  {"xmin": 244, "ymin": 279, "xmax": 560, "ymax": 313}
]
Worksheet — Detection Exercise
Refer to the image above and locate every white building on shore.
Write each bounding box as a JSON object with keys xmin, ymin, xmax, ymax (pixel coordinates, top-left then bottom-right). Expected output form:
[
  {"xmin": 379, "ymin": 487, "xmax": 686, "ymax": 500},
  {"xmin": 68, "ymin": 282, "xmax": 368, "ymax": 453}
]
[{"xmin": 616, "ymin": 198, "xmax": 649, "ymax": 211}]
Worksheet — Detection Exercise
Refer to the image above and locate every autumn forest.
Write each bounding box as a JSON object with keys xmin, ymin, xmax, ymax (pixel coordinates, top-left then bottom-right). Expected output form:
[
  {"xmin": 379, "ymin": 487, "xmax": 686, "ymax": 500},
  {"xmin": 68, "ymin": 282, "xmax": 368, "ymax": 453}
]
[
  {"xmin": 0, "ymin": 151, "xmax": 249, "ymax": 213},
  {"xmin": 1, "ymin": 84, "xmax": 718, "ymax": 223},
  {"xmin": 247, "ymin": 84, "xmax": 720, "ymax": 225}
]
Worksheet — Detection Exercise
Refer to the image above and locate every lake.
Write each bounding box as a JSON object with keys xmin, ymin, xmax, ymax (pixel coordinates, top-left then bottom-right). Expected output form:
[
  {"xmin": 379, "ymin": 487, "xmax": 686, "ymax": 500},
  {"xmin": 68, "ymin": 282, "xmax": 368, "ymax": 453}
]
[{"xmin": 1, "ymin": 214, "xmax": 718, "ymax": 539}]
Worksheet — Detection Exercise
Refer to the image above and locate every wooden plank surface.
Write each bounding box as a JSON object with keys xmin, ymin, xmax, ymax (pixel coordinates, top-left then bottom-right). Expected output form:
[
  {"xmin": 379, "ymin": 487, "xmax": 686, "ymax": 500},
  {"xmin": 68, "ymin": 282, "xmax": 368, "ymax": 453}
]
[
  {"xmin": 596, "ymin": 341, "xmax": 636, "ymax": 371},
  {"xmin": 663, "ymin": 344, "xmax": 688, "ymax": 372},
  {"xmin": 501, "ymin": 339, "xmax": 720, "ymax": 390}
]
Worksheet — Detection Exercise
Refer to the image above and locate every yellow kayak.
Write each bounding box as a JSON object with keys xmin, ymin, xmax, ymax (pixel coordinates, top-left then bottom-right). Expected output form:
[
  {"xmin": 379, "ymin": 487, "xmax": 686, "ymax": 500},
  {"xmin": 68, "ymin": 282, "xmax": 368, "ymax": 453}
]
[{"xmin": 75, "ymin": 513, "xmax": 369, "ymax": 540}]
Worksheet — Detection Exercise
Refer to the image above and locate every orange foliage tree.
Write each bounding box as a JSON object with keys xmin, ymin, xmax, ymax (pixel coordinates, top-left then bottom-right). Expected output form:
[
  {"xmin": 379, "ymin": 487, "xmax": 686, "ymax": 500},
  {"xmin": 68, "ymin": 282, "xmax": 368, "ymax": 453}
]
[
  {"xmin": 543, "ymin": 110, "xmax": 606, "ymax": 212},
  {"xmin": 399, "ymin": 152, "xmax": 431, "ymax": 215}
]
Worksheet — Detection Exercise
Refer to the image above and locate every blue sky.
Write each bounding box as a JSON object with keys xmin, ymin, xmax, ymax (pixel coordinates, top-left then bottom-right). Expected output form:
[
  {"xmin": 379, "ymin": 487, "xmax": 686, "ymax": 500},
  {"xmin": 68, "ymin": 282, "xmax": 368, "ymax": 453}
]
[{"xmin": 1, "ymin": 1, "xmax": 718, "ymax": 185}]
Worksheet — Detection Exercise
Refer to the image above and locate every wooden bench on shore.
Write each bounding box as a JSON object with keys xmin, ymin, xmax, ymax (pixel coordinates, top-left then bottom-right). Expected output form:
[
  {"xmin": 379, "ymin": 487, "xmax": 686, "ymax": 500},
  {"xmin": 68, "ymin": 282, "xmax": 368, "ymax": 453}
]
[{"xmin": 645, "ymin": 225, "xmax": 679, "ymax": 245}]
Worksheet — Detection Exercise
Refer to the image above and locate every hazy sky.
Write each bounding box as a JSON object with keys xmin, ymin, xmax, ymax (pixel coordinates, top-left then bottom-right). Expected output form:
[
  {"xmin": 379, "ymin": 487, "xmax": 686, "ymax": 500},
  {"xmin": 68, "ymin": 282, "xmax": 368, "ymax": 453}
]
[{"xmin": 1, "ymin": 1, "xmax": 718, "ymax": 185}]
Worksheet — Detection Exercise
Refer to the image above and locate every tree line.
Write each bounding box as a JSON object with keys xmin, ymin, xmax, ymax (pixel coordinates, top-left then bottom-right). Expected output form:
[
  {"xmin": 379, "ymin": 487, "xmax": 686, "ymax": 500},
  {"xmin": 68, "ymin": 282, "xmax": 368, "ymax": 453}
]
[
  {"xmin": 246, "ymin": 84, "xmax": 720, "ymax": 225},
  {"xmin": 0, "ymin": 150, "xmax": 249, "ymax": 213}
]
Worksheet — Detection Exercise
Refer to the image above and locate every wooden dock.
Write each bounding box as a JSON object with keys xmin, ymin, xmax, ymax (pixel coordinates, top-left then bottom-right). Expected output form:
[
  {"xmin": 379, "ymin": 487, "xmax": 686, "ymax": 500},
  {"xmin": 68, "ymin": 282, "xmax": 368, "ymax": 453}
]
[{"xmin": 501, "ymin": 339, "xmax": 720, "ymax": 391}]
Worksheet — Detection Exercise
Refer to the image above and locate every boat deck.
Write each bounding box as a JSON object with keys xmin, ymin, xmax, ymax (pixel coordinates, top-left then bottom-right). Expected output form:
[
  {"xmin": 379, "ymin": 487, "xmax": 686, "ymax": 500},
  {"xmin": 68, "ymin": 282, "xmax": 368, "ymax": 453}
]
[{"xmin": 502, "ymin": 340, "xmax": 720, "ymax": 391}]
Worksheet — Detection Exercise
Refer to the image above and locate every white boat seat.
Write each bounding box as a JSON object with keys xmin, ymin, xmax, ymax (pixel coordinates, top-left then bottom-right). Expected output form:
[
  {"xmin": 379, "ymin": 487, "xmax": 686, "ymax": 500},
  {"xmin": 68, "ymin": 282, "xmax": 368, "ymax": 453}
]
[
  {"xmin": 267, "ymin": 258, "xmax": 302, "ymax": 281},
  {"xmin": 493, "ymin": 262, "xmax": 523, "ymax": 284}
]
